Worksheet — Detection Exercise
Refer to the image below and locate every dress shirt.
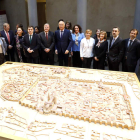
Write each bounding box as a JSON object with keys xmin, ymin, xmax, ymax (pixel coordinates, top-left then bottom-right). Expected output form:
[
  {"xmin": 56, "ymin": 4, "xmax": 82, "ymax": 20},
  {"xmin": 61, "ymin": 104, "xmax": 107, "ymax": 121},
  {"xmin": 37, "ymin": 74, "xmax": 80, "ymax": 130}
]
[
  {"xmin": 127, "ymin": 38, "xmax": 136, "ymax": 47},
  {"xmin": 111, "ymin": 35, "xmax": 119, "ymax": 43},
  {"xmin": 44, "ymin": 32, "xmax": 49, "ymax": 36},
  {"xmin": 113, "ymin": 35, "xmax": 119, "ymax": 41},
  {"xmin": 80, "ymin": 38, "xmax": 95, "ymax": 58},
  {"xmin": 71, "ymin": 33, "xmax": 85, "ymax": 52},
  {"xmin": 4, "ymin": 30, "xmax": 10, "ymax": 38},
  {"xmin": 59, "ymin": 29, "xmax": 64, "ymax": 37},
  {"xmin": 28, "ymin": 34, "xmax": 33, "ymax": 40}
]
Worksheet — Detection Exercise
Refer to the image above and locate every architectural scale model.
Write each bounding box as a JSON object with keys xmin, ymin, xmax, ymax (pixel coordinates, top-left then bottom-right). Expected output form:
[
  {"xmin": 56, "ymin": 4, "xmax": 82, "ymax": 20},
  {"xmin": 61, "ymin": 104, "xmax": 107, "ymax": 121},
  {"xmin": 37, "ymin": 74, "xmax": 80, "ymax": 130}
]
[
  {"xmin": 99, "ymin": 71, "xmax": 140, "ymax": 100},
  {"xmin": 103, "ymin": 133, "xmax": 132, "ymax": 140},
  {"xmin": 54, "ymin": 123, "xmax": 85, "ymax": 139},
  {"xmin": 20, "ymin": 78, "xmax": 136, "ymax": 130},
  {"xmin": 91, "ymin": 130, "xmax": 132, "ymax": 140},
  {"xmin": 0, "ymin": 106, "xmax": 56, "ymax": 140},
  {"xmin": 0, "ymin": 107, "xmax": 28, "ymax": 129},
  {"xmin": 0, "ymin": 64, "xmax": 136, "ymax": 130}
]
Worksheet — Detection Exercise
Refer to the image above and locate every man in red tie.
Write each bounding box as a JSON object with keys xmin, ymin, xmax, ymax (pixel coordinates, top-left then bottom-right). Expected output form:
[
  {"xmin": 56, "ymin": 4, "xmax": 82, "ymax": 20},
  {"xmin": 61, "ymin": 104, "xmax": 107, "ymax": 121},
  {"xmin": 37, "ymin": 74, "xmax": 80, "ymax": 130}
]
[
  {"xmin": 0, "ymin": 23, "xmax": 15, "ymax": 61},
  {"xmin": 39, "ymin": 23, "xmax": 55, "ymax": 65}
]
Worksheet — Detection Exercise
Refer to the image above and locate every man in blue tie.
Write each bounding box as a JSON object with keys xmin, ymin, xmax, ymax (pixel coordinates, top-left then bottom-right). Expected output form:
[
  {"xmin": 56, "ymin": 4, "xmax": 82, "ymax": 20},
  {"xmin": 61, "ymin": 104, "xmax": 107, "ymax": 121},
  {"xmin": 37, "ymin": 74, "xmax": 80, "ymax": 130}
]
[
  {"xmin": 108, "ymin": 27, "xmax": 124, "ymax": 71},
  {"xmin": 55, "ymin": 21, "xmax": 73, "ymax": 66},
  {"xmin": 122, "ymin": 29, "xmax": 140, "ymax": 72}
]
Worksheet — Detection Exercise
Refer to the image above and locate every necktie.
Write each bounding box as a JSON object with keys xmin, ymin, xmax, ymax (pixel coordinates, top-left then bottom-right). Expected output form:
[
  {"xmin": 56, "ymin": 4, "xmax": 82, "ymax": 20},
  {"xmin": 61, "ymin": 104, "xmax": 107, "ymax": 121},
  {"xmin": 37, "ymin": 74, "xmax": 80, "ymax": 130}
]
[
  {"xmin": 128, "ymin": 40, "xmax": 132, "ymax": 49},
  {"xmin": 6, "ymin": 32, "xmax": 10, "ymax": 44},
  {"xmin": 111, "ymin": 38, "xmax": 115, "ymax": 48},
  {"xmin": 60, "ymin": 31, "xmax": 63, "ymax": 39},
  {"xmin": 29, "ymin": 35, "xmax": 32, "ymax": 44},
  {"xmin": 46, "ymin": 33, "xmax": 48, "ymax": 40}
]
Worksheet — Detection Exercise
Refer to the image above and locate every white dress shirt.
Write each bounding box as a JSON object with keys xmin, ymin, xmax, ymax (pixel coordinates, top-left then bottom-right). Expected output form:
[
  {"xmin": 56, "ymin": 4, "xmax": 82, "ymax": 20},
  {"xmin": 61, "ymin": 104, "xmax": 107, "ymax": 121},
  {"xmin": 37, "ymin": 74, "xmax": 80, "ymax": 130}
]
[
  {"xmin": 4, "ymin": 30, "xmax": 10, "ymax": 39},
  {"xmin": 29, "ymin": 33, "xmax": 33, "ymax": 40},
  {"xmin": 80, "ymin": 38, "xmax": 95, "ymax": 58}
]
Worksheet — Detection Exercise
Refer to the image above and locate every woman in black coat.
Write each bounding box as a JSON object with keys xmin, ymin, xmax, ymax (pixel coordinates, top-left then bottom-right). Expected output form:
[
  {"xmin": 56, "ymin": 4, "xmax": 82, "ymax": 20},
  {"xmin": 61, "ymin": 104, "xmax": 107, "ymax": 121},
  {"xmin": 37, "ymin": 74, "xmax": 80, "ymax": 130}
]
[
  {"xmin": 14, "ymin": 27, "xmax": 26, "ymax": 62},
  {"xmin": 93, "ymin": 31, "xmax": 108, "ymax": 70}
]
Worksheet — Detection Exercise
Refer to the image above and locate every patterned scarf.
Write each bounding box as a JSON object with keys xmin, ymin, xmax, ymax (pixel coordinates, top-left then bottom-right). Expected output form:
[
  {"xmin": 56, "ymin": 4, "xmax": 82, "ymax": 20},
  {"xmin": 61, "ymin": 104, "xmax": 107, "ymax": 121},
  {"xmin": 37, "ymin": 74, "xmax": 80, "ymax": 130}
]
[
  {"xmin": 96, "ymin": 39, "xmax": 105, "ymax": 48},
  {"xmin": 75, "ymin": 33, "xmax": 79, "ymax": 46},
  {"xmin": 16, "ymin": 35, "xmax": 23, "ymax": 62}
]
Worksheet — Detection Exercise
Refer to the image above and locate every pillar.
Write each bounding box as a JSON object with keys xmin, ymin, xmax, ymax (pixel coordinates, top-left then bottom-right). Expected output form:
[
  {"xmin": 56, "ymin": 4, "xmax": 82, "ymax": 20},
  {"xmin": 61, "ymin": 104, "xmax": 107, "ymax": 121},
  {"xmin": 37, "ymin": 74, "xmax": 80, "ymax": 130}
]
[
  {"xmin": 133, "ymin": 0, "xmax": 140, "ymax": 39},
  {"xmin": 28, "ymin": 0, "xmax": 38, "ymax": 26},
  {"xmin": 77, "ymin": 0, "xmax": 87, "ymax": 33}
]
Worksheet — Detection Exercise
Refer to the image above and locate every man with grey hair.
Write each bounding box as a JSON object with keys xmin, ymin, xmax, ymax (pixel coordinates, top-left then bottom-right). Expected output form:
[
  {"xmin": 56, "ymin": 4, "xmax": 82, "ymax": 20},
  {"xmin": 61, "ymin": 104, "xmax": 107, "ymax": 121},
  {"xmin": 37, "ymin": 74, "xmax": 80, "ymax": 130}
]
[
  {"xmin": 0, "ymin": 23, "xmax": 15, "ymax": 61},
  {"xmin": 55, "ymin": 21, "xmax": 73, "ymax": 66},
  {"xmin": 39, "ymin": 23, "xmax": 55, "ymax": 65}
]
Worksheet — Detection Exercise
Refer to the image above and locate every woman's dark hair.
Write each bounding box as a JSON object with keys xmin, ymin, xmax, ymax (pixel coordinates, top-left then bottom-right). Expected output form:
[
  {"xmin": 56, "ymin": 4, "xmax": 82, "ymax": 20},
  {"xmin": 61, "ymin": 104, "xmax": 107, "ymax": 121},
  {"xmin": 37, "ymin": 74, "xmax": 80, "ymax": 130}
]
[
  {"xmin": 72, "ymin": 24, "xmax": 82, "ymax": 34},
  {"xmin": 17, "ymin": 23, "xmax": 23, "ymax": 28},
  {"xmin": 17, "ymin": 27, "xmax": 25, "ymax": 36},
  {"xmin": 35, "ymin": 26, "xmax": 40, "ymax": 32},
  {"xmin": 58, "ymin": 19, "xmax": 64, "ymax": 23},
  {"xmin": 65, "ymin": 21, "xmax": 72, "ymax": 30}
]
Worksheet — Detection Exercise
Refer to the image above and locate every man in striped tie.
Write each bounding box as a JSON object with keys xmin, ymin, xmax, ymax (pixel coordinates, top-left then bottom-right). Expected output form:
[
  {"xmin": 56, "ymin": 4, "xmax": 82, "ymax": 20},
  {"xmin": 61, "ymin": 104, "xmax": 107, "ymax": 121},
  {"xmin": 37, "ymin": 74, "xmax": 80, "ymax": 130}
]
[{"xmin": 39, "ymin": 23, "xmax": 55, "ymax": 65}]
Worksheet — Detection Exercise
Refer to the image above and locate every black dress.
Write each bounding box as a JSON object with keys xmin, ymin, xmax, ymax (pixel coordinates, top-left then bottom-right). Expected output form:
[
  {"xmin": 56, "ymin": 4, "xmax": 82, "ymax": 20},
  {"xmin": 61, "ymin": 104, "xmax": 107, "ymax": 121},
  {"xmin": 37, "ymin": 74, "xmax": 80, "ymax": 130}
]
[{"xmin": 93, "ymin": 40, "xmax": 108, "ymax": 70}]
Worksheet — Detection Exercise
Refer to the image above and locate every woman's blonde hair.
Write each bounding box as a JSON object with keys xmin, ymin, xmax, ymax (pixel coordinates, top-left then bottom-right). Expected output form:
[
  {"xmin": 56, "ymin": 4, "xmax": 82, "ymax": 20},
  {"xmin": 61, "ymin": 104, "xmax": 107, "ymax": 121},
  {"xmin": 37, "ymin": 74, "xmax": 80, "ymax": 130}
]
[
  {"xmin": 85, "ymin": 29, "xmax": 92, "ymax": 36},
  {"xmin": 99, "ymin": 31, "xmax": 107, "ymax": 39}
]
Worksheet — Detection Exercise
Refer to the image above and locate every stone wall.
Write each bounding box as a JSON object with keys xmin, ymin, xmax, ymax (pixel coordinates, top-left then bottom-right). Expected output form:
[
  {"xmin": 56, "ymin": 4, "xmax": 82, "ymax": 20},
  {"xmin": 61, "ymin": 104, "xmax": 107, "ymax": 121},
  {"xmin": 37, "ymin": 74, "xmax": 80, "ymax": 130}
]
[
  {"xmin": 0, "ymin": 0, "xmax": 28, "ymax": 31},
  {"xmin": 46, "ymin": 0, "xmax": 136, "ymax": 39}
]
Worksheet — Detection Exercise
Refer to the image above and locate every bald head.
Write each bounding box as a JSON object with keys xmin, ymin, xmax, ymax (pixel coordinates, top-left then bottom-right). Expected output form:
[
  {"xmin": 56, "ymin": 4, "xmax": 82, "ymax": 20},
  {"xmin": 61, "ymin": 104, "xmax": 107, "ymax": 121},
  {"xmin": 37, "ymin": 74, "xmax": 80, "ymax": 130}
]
[{"xmin": 59, "ymin": 21, "xmax": 65, "ymax": 31}]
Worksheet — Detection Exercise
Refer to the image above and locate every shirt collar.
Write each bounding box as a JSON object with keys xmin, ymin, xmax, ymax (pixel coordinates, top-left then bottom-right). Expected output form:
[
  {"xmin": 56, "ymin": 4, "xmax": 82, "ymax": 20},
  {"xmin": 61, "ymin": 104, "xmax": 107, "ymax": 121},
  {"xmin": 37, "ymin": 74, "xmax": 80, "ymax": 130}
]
[
  {"xmin": 60, "ymin": 29, "xmax": 64, "ymax": 32},
  {"xmin": 4, "ymin": 30, "xmax": 9, "ymax": 33},
  {"xmin": 29, "ymin": 33, "xmax": 33, "ymax": 36},
  {"xmin": 113, "ymin": 35, "xmax": 119, "ymax": 40},
  {"xmin": 129, "ymin": 38, "xmax": 136, "ymax": 42},
  {"xmin": 44, "ymin": 31, "xmax": 49, "ymax": 34}
]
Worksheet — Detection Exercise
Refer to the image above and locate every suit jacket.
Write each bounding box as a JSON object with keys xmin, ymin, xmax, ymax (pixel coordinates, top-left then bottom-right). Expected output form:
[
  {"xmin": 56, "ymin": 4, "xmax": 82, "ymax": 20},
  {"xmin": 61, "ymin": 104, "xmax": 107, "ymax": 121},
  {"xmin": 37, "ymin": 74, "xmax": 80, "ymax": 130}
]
[
  {"xmin": 55, "ymin": 29, "xmax": 73, "ymax": 53},
  {"xmin": 39, "ymin": 31, "xmax": 55, "ymax": 53},
  {"xmin": 122, "ymin": 38, "xmax": 140, "ymax": 66},
  {"xmin": 22, "ymin": 33, "xmax": 40, "ymax": 58},
  {"xmin": 0, "ymin": 30, "xmax": 14, "ymax": 47},
  {"xmin": 108, "ymin": 36, "xmax": 124, "ymax": 63}
]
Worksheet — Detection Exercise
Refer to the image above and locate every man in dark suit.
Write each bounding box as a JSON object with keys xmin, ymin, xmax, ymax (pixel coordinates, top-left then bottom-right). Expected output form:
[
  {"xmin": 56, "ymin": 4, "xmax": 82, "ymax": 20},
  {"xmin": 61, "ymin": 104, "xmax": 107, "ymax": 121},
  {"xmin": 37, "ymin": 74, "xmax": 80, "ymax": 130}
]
[
  {"xmin": 39, "ymin": 23, "xmax": 55, "ymax": 65},
  {"xmin": 22, "ymin": 26, "xmax": 40, "ymax": 64},
  {"xmin": 122, "ymin": 29, "xmax": 140, "ymax": 72},
  {"xmin": 55, "ymin": 21, "xmax": 73, "ymax": 66},
  {"xmin": 0, "ymin": 23, "xmax": 15, "ymax": 61},
  {"xmin": 108, "ymin": 27, "xmax": 124, "ymax": 71}
]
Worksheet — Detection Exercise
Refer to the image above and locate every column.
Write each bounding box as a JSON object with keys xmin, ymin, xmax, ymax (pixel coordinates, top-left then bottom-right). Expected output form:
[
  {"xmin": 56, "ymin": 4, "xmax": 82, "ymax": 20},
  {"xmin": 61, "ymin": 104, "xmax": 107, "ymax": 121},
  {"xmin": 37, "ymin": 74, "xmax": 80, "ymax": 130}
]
[
  {"xmin": 28, "ymin": 0, "xmax": 38, "ymax": 26},
  {"xmin": 133, "ymin": 0, "xmax": 140, "ymax": 39},
  {"xmin": 77, "ymin": 0, "xmax": 87, "ymax": 33}
]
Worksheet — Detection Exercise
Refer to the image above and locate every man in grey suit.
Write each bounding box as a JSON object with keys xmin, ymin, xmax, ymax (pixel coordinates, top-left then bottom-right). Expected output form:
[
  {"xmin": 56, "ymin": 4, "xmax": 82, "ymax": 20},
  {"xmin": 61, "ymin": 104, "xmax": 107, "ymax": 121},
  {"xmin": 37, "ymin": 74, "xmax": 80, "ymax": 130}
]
[{"xmin": 39, "ymin": 23, "xmax": 55, "ymax": 65}]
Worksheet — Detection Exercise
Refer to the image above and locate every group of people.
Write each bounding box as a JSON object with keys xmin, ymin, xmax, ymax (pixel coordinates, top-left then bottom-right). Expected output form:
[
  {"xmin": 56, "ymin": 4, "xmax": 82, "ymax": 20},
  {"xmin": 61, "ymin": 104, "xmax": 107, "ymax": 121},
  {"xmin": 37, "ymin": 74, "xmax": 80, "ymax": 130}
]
[{"xmin": 0, "ymin": 20, "xmax": 140, "ymax": 73}]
